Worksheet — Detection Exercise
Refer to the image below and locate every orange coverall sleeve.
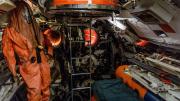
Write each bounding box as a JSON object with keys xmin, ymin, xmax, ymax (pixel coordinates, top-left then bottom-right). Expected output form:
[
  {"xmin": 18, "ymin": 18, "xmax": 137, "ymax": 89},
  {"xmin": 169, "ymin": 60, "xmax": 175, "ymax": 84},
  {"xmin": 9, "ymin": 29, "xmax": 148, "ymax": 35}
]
[{"xmin": 2, "ymin": 29, "xmax": 17, "ymax": 77}]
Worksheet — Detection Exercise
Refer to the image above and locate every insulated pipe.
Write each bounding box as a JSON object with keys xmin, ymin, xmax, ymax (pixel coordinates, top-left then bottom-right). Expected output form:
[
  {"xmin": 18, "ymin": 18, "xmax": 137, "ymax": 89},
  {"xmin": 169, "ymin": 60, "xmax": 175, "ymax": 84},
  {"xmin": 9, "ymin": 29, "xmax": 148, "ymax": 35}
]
[{"xmin": 146, "ymin": 57, "xmax": 180, "ymax": 73}]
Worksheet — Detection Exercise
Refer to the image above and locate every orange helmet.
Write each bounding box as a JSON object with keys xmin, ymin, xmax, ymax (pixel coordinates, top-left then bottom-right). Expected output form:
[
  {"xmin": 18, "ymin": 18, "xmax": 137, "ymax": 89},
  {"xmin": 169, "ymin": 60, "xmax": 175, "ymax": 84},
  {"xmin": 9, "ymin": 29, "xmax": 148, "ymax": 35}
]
[{"xmin": 44, "ymin": 29, "xmax": 62, "ymax": 47}]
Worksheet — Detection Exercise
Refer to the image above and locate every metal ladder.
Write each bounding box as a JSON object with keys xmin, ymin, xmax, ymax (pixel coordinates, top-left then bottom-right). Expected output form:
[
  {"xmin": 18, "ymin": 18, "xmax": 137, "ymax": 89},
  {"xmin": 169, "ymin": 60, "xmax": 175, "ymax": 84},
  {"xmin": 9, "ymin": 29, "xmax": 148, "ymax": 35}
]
[{"xmin": 68, "ymin": 18, "xmax": 93, "ymax": 101}]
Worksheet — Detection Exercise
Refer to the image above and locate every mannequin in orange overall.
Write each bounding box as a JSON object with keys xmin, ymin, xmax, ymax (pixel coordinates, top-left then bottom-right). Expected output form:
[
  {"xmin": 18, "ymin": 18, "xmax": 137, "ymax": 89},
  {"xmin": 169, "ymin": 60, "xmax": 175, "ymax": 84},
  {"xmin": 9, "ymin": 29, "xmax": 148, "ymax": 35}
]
[{"xmin": 2, "ymin": 1, "xmax": 51, "ymax": 101}]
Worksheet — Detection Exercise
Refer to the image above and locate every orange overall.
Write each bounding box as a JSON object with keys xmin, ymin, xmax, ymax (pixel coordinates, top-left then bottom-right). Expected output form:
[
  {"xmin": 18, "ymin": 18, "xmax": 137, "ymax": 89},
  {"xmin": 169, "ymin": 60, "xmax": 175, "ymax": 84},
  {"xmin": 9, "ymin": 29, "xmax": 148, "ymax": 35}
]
[{"xmin": 2, "ymin": 1, "xmax": 50, "ymax": 101}]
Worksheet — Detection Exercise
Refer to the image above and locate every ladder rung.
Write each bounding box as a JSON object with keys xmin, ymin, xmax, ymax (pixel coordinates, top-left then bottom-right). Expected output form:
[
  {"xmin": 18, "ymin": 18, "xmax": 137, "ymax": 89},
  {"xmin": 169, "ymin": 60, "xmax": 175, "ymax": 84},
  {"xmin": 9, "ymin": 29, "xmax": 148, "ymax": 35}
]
[
  {"xmin": 72, "ymin": 87, "xmax": 91, "ymax": 91},
  {"xmin": 51, "ymin": 84, "xmax": 60, "ymax": 87},
  {"xmin": 71, "ymin": 40, "xmax": 85, "ymax": 43},
  {"xmin": 71, "ymin": 57, "xmax": 89, "ymax": 60},
  {"xmin": 67, "ymin": 24, "xmax": 89, "ymax": 27},
  {"xmin": 72, "ymin": 73, "xmax": 91, "ymax": 76},
  {"xmin": 71, "ymin": 40, "xmax": 90, "ymax": 43}
]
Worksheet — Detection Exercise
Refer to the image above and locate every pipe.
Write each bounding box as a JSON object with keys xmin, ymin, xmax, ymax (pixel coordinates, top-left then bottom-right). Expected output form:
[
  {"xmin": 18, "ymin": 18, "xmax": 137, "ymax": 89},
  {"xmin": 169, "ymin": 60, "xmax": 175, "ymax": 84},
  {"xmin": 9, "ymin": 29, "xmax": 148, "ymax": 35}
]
[{"xmin": 146, "ymin": 57, "xmax": 180, "ymax": 73}]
